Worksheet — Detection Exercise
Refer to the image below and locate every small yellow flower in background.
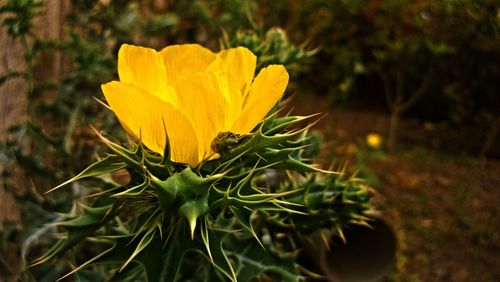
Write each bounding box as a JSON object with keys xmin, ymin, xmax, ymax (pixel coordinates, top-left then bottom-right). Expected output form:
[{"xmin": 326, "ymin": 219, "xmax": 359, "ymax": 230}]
[
  {"xmin": 102, "ymin": 44, "xmax": 289, "ymax": 167},
  {"xmin": 366, "ymin": 133, "xmax": 382, "ymax": 149}
]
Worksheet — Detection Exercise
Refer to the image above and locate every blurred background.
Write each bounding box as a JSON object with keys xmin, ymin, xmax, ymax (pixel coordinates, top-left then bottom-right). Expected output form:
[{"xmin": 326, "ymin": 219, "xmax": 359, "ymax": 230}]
[{"xmin": 0, "ymin": 0, "xmax": 498, "ymax": 281}]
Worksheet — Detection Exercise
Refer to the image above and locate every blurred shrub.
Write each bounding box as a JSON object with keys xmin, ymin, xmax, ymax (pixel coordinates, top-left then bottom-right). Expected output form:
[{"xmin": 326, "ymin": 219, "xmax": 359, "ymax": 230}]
[
  {"xmin": 223, "ymin": 27, "xmax": 317, "ymax": 75},
  {"xmin": 258, "ymin": 0, "xmax": 499, "ymax": 152},
  {"xmin": 0, "ymin": 0, "xmax": 43, "ymax": 37}
]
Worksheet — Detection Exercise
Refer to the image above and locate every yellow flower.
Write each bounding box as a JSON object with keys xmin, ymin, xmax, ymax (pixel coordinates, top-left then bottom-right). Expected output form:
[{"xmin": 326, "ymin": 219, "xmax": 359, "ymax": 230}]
[
  {"xmin": 102, "ymin": 44, "xmax": 289, "ymax": 167},
  {"xmin": 366, "ymin": 133, "xmax": 382, "ymax": 149}
]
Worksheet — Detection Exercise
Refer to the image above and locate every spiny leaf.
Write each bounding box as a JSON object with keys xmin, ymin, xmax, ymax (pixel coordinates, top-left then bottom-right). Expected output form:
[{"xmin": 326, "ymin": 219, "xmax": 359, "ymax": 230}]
[
  {"xmin": 272, "ymin": 156, "xmax": 340, "ymax": 174},
  {"xmin": 57, "ymin": 238, "xmax": 115, "ymax": 281},
  {"xmin": 90, "ymin": 225, "xmax": 192, "ymax": 282},
  {"xmin": 109, "ymin": 264, "xmax": 144, "ymax": 282},
  {"xmin": 225, "ymin": 236, "xmax": 302, "ymax": 282},
  {"xmin": 198, "ymin": 230, "xmax": 237, "ymax": 282},
  {"xmin": 92, "ymin": 127, "xmax": 144, "ymax": 171},
  {"xmin": 229, "ymin": 207, "xmax": 263, "ymax": 247},
  {"xmin": 32, "ymin": 223, "xmax": 106, "ymax": 266},
  {"xmin": 32, "ymin": 200, "xmax": 116, "ymax": 266},
  {"xmin": 46, "ymin": 155, "xmax": 126, "ymax": 193},
  {"xmin": 120, "ymin": 225, "xmax": 156, "ymax": 271},
  {"xmin": 155, "ymin": 222, "xmax": 195, "ymax": 282},
  {"xmin": 113, "ymin": 177, "xmax": 150, "ymax": 197},
  {"xmin": 262, "ymin": 114, "xmax": 320, "ymax": 136},
  {"xmin": 56, "ymin": 204, "xmax": 114, "ymax": 227},
  {"xmin": 200, "ymin": 217, "xmax": 213, "ymax": 262}
]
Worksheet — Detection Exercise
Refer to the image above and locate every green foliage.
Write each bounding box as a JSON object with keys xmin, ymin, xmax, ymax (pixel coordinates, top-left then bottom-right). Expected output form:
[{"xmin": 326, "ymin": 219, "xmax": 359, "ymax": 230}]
[
  {"xmin": 224, "ymin": 27, "xmax": 318, "ymax": 75},
  {"xmin": 259, "ymin": 0, "xmax": 499, "ymax": 152},
  {"xmin": 34, "ymin": 113, "xmax": 372, "ymax": 281},
  {"xmin": 0, "ymin": 0, "xmax": 42, "ymax": 37}
]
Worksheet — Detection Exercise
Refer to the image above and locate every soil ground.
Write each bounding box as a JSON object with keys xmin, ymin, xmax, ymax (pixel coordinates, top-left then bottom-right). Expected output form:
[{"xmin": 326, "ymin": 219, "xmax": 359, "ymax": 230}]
[{"xmin": 292, "ymin": 94, "xmax": 500, "ymax": 282}]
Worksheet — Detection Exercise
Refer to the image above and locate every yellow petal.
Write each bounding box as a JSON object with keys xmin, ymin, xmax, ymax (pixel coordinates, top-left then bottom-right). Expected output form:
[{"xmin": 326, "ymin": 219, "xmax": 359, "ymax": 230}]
[
  {"xmin": 118, "ymin": 44, "xmax": 177, "ymax": 105},
  {"xmin": 101, "ymin": 81, "xmax": 200, "ymax": 167},
  {"xmin": 159, "ymin": 44, "xmax": 216, "ymax": 85},
  {"xmin": 210, "ymin": 70, "xmax": 242, "ymax": 128},
  {"xmin": 172, "ymin": 72, "xmax": 231, "ymax": 161},
  {"xmin": 215, "ymin": 47, "xmax": 256, "ymax": 95},
  {"xmin": 231, "ymin": 65, "xmax": 289, "ymax": 134}
]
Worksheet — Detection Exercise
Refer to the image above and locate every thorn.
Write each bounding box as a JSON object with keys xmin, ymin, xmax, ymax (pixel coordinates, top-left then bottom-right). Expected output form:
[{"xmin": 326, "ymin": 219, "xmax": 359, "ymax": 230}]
[
  {"xmin": 188, "ymin": 216, "xmax": 197, "ymax": 240},
  {"xmin": 93, "ymin": 96, "xmax": 111, "ymax": 110},
  {"xmin": 336, "ymin": 226, "xmax": 346, "ymax": 243}
]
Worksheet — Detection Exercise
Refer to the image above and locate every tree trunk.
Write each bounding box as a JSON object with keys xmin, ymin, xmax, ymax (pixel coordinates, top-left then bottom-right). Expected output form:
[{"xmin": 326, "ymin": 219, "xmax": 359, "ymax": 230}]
[
  {"xmin": 387, "ymin": 109, "xmax": 400, "ymax": 153},
  {"xmin": 0, "ymin": 1, "xmax": 69, "ymax": 280},
  {"xmin": 0, "ymin": 1, "xmax": 28, "ymax": 231}
]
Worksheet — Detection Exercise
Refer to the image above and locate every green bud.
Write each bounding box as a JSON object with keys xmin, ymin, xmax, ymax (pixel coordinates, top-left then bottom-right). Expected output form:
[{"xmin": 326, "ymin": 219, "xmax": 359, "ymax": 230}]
[{"xmin": 151, "ymin": 167, "xmax": 223, "ymax": 209}]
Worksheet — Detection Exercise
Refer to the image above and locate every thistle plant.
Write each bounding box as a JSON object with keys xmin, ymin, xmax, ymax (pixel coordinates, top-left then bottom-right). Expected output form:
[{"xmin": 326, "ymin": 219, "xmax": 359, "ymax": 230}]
[{"xmin": 34, "ymin": 44, "xmax": 372, "ymax": 281}]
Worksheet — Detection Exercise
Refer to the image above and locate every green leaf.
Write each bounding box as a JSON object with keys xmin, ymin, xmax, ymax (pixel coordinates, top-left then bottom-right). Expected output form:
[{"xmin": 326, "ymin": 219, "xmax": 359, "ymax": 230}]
[
  {"xmin": 201, "ymin": 231, "xmax": 237, "ymax": 282},
  {"xmin": 120, "ymin": 225, "xmax": 156, "ymax": 271},
  {"xmin": 109, "ymin": 264, "xmax": 144, "ymax": 282},
  {"xmin": 229, "ymin": 207, "xmax": 262, "ymax": 246},
  {"xmin": 225, "ymin": 236, "xmax": 301, "ymax": 282},
  {"xmin": 97, "ymin": 222, "xmax": 196, "ymax": 282},
  {"xmin": 57, "ymin": 204, "xmax": 114, "ymax": 227},
  {"xmin": 74, "ymin": 271, "xmax": 105, "ymax": 282},
  {"xmin": 32, "ymin": 200, "xmax": 116, "ymax": 266},
  {"xmin": 32, "ymin": 222, "xmax": 106, "ymax": 266},
  {"xmin": 46, "ymin": 155, "xmax": 127, "ymax": 193},
  {"xmin": 159, "ymin": 229, "xmax": 192, "ymax": 282}
]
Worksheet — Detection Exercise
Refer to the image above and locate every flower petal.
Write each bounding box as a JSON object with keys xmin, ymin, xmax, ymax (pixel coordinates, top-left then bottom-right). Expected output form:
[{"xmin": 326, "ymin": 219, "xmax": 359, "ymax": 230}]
[
  {"xmin": 159, "ymin": 44, "xmax": 216, "ymax": 85},
  {"xmin": 215, "ymin": 47, "xmax": 256, "ymax": 95},
  {"xmin": 102, "ymin": 81, "xmax": 199, "ymax": 167},
  {"xmin": 118, "ymin": 44, "xmax": 177, "ymax": 105},
  {"xmin": 211, "ymin": 71, "xmax": 242, "ymax": 129},
  {"xmin": 172, "ymin": 72, "xmax": 232, "ymax": 161},
  {"xmin": 231, "ymin": 65, "xmax": 289, "ymax": 134}
]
